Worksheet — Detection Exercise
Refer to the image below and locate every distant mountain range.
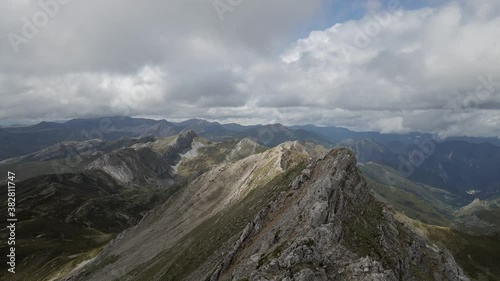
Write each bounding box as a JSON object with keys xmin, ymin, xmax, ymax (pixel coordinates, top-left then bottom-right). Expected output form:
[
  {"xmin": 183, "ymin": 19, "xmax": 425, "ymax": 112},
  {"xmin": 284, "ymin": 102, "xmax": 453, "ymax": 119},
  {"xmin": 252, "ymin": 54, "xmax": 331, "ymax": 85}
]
[
  {"xmin": 292, "ymin": 124, "xmax": 500, "ymax": 150},
  {"xmin": 2, "ymin": 116, "xmax": 499, "ymax": 161},
  {"xmin": 2, "ymin": 116, "xmax": 499, "ymax": 199},
  {"xmin": 0, "ymin": 117, "xmax": 332, "ymax": 160}
]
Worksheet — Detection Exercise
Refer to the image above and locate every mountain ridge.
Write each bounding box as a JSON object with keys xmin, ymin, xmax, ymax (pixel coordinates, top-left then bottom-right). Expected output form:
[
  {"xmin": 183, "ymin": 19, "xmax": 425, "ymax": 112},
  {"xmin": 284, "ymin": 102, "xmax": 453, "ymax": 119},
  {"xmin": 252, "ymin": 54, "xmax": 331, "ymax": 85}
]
[{"xmin": 67, "ymin": 148, "xmax": 470, "ymax": 281}]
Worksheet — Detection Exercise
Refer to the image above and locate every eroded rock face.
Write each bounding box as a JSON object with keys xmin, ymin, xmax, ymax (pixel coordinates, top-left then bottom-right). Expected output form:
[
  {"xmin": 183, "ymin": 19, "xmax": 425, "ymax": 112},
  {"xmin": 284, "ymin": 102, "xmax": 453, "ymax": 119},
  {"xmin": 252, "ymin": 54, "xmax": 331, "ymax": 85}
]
[
  {"xmin": 86, "ymin": 130, "xmax": 197, "ymax": 186},
  {"xmin": 210, "ymin": 149, "xmax": 470, "ymax": 281}
]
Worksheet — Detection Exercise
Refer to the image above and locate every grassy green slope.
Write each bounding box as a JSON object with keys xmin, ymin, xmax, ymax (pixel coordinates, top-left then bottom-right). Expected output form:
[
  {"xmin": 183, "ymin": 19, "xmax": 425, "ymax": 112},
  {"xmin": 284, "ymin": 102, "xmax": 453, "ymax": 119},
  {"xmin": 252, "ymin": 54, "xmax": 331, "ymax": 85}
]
[
  {"xmin": 361, "ymin": 162, "xmax": 500, "ymax": 280},
  {"xmin": 402, "ymin": 217, "xmax": 500, "ymax": 281},
  {"xmin": 0, "ymin": 171, "xmax": 168, "ymax": 281},
  {"xmin": 359, "ymin": 162, "xmax": 467, "ymax": 226}
]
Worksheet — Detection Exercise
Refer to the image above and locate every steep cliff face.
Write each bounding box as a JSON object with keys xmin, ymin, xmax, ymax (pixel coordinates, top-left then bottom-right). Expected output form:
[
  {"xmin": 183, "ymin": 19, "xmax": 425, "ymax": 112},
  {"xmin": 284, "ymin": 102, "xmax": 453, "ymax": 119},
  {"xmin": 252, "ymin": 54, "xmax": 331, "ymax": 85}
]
[
  {"xmin": 69, "ymin": 148, "xmax": 469, "ymax": 281},
  {"xmin": 203, "ymin": 149, "xmax": 468, "ymax": 281},
  {"xmin": 206, "ymin": 149, "xmax": 469, "ymax": 281}
]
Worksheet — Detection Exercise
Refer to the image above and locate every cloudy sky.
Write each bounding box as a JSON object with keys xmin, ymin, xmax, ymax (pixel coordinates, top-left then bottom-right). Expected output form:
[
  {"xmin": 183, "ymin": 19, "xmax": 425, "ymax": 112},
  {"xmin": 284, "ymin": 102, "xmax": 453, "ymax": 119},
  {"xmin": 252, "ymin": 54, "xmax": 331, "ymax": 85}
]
[{"xmin": 1, "ymin": 0, "xmax": 499, "ymax": 138}]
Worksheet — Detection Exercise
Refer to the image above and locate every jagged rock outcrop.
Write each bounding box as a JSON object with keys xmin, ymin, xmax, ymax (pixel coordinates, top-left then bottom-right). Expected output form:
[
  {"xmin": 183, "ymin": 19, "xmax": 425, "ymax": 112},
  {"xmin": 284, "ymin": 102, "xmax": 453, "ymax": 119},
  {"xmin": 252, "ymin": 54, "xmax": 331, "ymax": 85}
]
[
  {"xmin": 86, "ymin": 131, "xmax": 197, "ymax": 186},
  {"xmin": 207, "ymin": 149, "xmax": 469, "ymax": 281},
  {"xmin": 161, "ymin": 130, "xmax": 198, "ymax": 164}
]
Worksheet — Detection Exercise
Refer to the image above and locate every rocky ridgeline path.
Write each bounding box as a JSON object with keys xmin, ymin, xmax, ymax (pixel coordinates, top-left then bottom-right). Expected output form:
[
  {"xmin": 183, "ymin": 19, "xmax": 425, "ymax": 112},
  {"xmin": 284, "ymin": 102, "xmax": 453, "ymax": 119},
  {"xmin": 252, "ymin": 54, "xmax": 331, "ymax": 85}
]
[{"xmin": 210, "ymin": 148, "xmax": 469, "ymax": 281}]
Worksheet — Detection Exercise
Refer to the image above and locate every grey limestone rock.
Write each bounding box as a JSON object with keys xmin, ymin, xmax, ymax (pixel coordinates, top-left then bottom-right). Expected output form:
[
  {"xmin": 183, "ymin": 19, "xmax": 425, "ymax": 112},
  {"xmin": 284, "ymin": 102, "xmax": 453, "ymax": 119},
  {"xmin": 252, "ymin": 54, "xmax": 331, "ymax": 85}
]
[{"xmin": 209, "ymin": 149, "xmax": 470, "ymax": 281}]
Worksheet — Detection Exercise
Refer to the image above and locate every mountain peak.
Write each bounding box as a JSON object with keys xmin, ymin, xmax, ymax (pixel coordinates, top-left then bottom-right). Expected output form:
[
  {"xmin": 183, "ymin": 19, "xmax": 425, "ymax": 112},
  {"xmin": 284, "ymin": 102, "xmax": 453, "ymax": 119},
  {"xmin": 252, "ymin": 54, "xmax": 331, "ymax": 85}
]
[{"xmin": 206, "ymin": 148, "xmax": 469, "ymax": 281}]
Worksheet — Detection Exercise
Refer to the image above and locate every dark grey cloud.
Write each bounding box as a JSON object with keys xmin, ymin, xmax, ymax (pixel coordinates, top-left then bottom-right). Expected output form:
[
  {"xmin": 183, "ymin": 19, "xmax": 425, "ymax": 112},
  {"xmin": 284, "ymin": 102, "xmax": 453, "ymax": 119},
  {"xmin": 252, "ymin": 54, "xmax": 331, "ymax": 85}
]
[{"xmin": 0, "ymin": 0, "xmax": 324, "ymax": 74}]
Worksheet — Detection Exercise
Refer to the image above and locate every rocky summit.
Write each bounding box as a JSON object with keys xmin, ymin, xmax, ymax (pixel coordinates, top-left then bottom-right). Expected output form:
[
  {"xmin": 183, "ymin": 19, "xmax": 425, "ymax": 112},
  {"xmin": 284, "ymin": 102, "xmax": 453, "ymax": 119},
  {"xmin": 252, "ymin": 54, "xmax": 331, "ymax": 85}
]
[
  {"xmin": 68, "ymin": 148, "xmax": 469, "ymax": 281},
  {"xmin": 208, "ymin": 149, "xmax": 469, "ymax": 281}
]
